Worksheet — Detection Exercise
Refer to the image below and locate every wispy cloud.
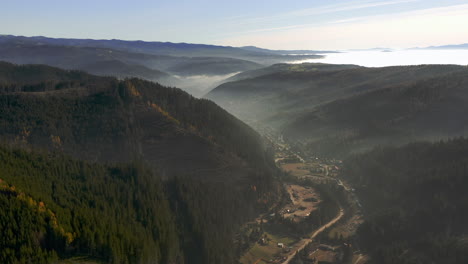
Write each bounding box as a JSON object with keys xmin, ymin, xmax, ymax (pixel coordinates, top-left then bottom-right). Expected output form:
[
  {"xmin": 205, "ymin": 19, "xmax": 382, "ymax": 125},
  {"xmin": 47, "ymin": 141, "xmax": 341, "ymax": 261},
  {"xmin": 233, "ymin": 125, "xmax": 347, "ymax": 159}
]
[
  {"xmin": 217, "ymin": 1, "xmax": 465, "ymax": 38},
  {"xmin": 328, "ymin": 17, "xmax": 367, "ymax": 25},
  {"xmin": 217, "ymin": 0, "xmax": 423, "ymax": 38},
  {"xmin": 283, "ymin": 0, "xmax": 420, "ymax": 18},
  {"xmin": 215, "ymin": 3, "xmax": 468, "ymax": 50},
  {"xmin": 226, "ymin": 0, "xmax": 420, "ymax": 26},
  {"xmin": 326, "ymin": 3, "xmax": 468, "ymax": 27}
]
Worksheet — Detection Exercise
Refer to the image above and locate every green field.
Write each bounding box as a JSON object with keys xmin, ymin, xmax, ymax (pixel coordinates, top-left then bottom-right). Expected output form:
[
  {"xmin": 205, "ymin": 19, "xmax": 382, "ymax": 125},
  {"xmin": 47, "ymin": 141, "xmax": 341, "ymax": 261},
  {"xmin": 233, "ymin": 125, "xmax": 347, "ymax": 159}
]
[{"xmin": 240, "ymin": 232, "xmax": 298, "ymax": 264}]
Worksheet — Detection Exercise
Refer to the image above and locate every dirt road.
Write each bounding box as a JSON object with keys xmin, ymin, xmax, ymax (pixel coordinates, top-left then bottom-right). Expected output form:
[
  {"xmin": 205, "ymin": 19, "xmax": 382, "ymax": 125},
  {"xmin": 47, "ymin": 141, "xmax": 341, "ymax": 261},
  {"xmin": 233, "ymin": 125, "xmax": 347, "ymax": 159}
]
[
  {"xmin": 353, "ymin": 254, "xmax": 367, "ymax": 264},
  {"xmin": 282, "ymin": 208, "xmax": 345, "ymax": 264}
]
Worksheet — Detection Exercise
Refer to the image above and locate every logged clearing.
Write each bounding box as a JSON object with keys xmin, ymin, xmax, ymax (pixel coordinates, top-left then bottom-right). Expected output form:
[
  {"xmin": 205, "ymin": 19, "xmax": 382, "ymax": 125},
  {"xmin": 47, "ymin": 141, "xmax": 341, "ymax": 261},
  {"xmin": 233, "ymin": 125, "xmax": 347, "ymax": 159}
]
[{"xmin": 283, "ymin": 185, "xmax": 320, "ymax": 221}]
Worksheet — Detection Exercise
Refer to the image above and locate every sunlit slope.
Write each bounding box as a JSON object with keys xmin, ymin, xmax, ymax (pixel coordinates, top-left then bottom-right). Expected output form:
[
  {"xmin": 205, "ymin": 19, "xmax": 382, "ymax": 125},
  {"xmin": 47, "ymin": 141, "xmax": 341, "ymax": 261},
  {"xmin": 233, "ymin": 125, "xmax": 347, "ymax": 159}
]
[
  {"xmin": 284, "ymin": 69, "xmax": 468, "ymax": 157},
  {"xmin": 207, "ymin": 64, "xmax": 465, "ymax": 128}
]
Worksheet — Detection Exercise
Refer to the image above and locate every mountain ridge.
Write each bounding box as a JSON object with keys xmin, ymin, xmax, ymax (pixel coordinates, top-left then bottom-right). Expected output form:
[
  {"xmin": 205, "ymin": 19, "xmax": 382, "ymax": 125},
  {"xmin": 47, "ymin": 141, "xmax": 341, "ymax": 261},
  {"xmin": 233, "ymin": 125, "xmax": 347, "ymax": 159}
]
[{"xmin": 0, "ymin": 35, "xmax": 322, "ymax": 64}]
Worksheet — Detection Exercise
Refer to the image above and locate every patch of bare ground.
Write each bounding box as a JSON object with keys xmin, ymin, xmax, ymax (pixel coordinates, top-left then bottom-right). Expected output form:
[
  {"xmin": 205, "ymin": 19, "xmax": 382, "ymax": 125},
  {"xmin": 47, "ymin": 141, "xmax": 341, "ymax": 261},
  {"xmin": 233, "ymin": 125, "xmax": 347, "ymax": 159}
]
[{"xmin": 283, "ymin": 185, "xmax": 320, "ymax": 222}]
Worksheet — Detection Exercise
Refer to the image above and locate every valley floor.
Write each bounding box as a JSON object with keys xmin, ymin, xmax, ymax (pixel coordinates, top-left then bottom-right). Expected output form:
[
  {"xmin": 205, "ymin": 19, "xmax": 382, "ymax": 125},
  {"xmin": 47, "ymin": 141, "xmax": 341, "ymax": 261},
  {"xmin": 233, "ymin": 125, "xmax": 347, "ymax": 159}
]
[{"xmin": 239, "ymin": 130, "xmax": 368, "ymax": 264}]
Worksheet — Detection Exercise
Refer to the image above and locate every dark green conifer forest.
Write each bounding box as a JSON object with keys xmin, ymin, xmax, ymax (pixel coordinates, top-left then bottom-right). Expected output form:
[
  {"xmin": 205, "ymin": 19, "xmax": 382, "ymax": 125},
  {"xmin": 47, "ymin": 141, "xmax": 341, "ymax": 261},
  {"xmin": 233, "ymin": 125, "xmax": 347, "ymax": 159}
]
[{"xmin": 343, "ymin": 139, "xmax": 468, "ymax": 264}]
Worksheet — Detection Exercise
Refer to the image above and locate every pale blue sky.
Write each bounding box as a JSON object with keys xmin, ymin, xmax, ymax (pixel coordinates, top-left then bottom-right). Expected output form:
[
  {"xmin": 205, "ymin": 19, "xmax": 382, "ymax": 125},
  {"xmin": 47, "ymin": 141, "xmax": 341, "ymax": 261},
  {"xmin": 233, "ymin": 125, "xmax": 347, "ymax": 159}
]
[{"xmin": 2, "ymin": 0, "xmax": 468, "ymax": 49}]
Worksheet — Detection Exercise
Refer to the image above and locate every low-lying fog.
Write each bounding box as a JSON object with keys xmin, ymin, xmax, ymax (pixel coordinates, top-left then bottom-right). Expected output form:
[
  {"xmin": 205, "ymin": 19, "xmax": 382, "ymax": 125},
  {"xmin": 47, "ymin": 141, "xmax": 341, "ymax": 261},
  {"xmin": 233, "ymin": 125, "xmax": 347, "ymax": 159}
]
[
  {"xmin": 295, "ymin": 49, "xmax": 468, "ymax": 67},
  {"xmin": 167, "ymin": 72, "xmax": 241, "ymax": 97}
]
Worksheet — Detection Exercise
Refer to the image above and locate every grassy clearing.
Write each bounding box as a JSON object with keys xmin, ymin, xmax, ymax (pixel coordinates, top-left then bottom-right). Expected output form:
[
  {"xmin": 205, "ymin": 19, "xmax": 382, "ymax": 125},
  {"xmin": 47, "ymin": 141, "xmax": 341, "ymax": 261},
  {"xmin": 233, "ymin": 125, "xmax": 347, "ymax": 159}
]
[
  {"xmin": 240, "ymin": 231, "xmax": 299, "ymax": 264},
  {"xmin": 267, "ymin": 232, "xmax": 296, "ymax": 246}
]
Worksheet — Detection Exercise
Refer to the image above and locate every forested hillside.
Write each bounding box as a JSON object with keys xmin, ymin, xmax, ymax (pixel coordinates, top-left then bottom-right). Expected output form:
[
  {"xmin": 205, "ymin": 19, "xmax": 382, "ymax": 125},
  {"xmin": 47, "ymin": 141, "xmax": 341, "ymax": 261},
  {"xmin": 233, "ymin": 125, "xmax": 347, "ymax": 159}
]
[
  {"xmin": 0, "ymin": 62, "xmax": 279, "ymax": 264},
  {"xmin": 0, "ymin": 61, "xmax": 107, "ymax": 85},
  {"xmin": 0, "ymin": 62, "xmax": 273, "ymax": 177},
  {"xmin": 206, "ymin": 64, "xmax": 465, "ymax": 127},
  {"xmin": 0, "ymin": 147, "xmax": 179, "ymax": 264},
  {"xmin": 342, "ymin": 139, "xmax": 468, "ymax": 264},
  {"xmin": 284, "ymin": 69, "xmax": 468, "ymax": 157}
]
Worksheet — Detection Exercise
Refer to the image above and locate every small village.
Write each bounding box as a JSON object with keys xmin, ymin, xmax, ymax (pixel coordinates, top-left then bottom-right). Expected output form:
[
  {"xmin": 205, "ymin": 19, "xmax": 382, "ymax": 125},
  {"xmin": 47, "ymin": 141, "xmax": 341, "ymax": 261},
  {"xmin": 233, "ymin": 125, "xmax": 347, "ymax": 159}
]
[{"xmin": 240, "ymin": 125, "xmax": 367, "ymax": 264}]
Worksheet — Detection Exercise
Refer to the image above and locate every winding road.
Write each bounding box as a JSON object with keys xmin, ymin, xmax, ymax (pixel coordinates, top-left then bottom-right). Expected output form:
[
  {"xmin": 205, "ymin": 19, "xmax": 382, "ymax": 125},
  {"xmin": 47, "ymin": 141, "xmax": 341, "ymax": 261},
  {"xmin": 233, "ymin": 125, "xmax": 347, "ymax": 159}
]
[{"xmin": 282, "ymin": 207, "xmax": 345, "ymax": 264}]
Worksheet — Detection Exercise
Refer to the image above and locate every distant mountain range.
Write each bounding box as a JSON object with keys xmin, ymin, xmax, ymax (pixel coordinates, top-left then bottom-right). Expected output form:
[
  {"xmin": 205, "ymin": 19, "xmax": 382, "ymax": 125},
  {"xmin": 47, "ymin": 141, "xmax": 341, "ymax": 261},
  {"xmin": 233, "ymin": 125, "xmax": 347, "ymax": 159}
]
[
  {"xmin": 240, "ymin": 45, "xmax": 338, "ymax": 55},
  {"xmin": 0, "ymin": 35, "xmax": 322, "ymax": 96},
  {"xmin": 411, "ymin": 43, "xmax": 468, "ymax": 50},
  {"xmin": 343, "ymin": 43, "xmax": 468, "ymax": 51},
  {"xmin": 0, "ymin": 35, "xmax": 322, "ymax": 64}
]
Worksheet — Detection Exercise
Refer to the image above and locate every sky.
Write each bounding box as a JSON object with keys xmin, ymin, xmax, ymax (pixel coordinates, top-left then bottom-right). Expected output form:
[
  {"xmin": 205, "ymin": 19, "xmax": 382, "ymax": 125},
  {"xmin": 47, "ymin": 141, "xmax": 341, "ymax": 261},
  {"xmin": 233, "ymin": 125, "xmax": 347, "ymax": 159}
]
[{"xmin": 2, "ymin": 0, "xmax": 468, "ymax": 50}]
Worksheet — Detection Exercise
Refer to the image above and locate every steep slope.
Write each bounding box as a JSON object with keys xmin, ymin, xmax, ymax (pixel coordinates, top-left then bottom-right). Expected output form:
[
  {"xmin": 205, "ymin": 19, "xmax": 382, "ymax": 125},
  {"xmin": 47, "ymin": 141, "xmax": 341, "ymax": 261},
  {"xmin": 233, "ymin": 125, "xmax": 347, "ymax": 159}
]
[
  {"xmin": 283, "ymin": 69, "xmax": 468, "ymax": 157},
  {"xmin": 0, "ymin": 62, "xmax": 274, "ymax": 184},
  {"xmin": 0, "ymin": 149, "xmax": 180, "ymax": 264},
  {"xmin": 206, "ymin": 64, "xmax": 466, "ymax": 127},
  {"xmin": 0, "ymin": 62, "xmax": 279, "ymax": 264},
  {"xmin": 342, "ymin": 139, "xmax": 468, "ymax": 264}
]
